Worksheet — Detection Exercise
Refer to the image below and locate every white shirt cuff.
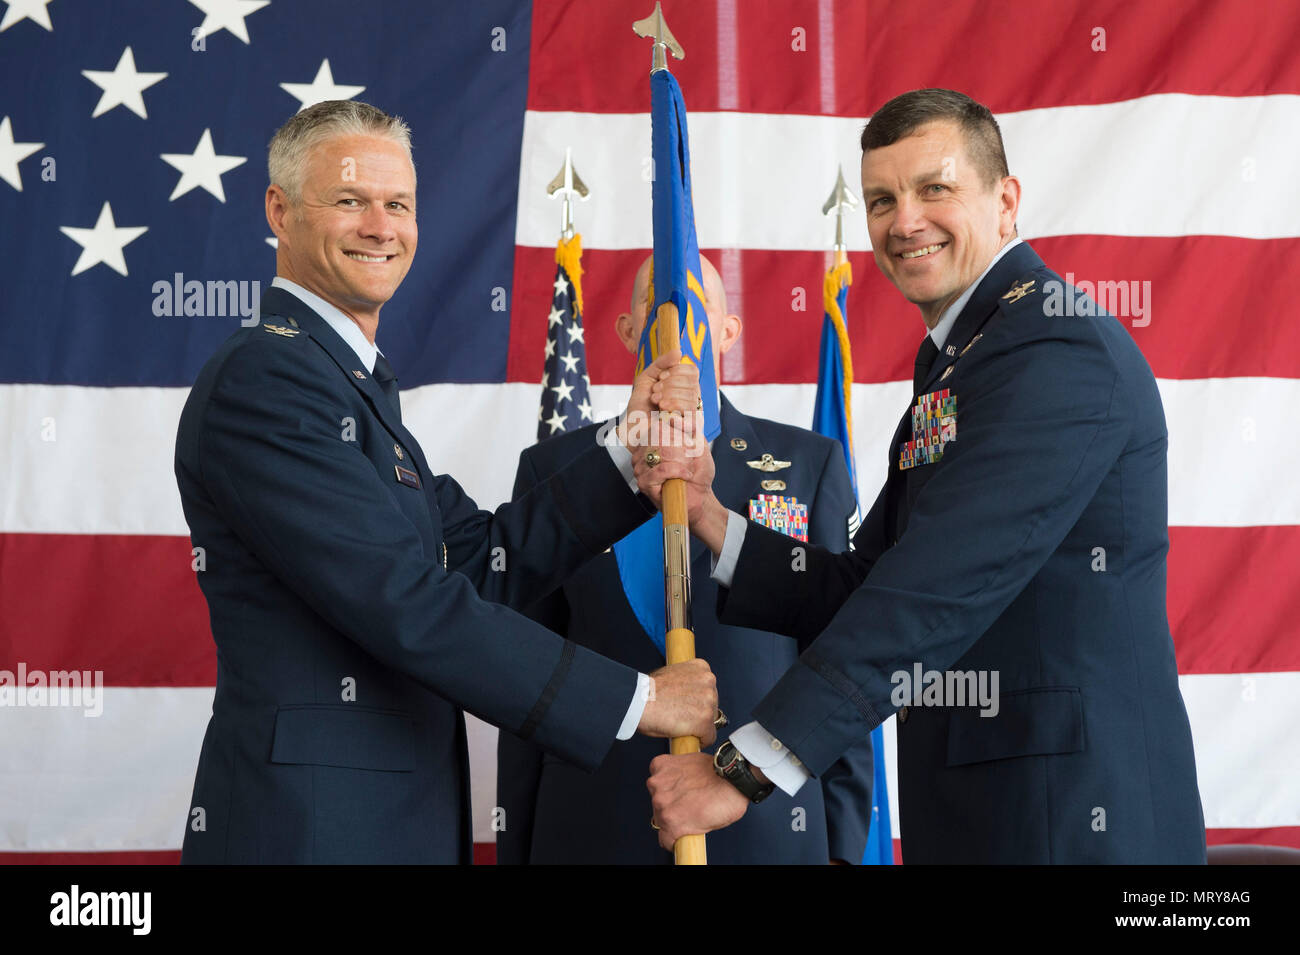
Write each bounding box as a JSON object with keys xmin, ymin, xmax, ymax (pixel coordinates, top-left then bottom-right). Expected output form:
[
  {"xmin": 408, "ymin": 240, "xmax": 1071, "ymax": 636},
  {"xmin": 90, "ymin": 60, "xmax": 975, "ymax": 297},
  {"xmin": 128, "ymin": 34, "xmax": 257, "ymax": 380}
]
[
  {"xmin": 602, "ymin": 426, "xmax": 639, "ymax": 495},
  {"xmin": 616, "ymin": 672, "xmax": 652, "ymax": 740},
  {"xmin": 709, "ymin": 510, "xmax": 748, "ymax": 588},
  {"xmin": 730, "ymin": 720, "xmax": 811, "ymax": 796}
]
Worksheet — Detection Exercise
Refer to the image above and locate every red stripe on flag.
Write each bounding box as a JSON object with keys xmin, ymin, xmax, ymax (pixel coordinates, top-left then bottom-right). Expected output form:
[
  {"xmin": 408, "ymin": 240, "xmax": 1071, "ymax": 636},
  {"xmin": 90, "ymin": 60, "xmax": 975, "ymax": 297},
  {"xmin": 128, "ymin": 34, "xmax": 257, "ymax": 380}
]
[
  {"xmin": 509, "ymin": 238, "xmax": 1300, "ymax": 386},
  {"xmin": 1169, "ymin": 526, "xmax": 1300, "ymax": 675},
  {"xmin": 0, "ymin": 851, "xmax": 181, "ymax": 865},
  {"xmin": 0, "ymin": 534, "xmax": 214, "ymax": 686},
  {"xmin": 4, "ymin": 530, "xmax": 1299, "ymax": 686},
  {"xmin": 528, "ymin": 0, "xmax": 1300, "ymax": 117}
]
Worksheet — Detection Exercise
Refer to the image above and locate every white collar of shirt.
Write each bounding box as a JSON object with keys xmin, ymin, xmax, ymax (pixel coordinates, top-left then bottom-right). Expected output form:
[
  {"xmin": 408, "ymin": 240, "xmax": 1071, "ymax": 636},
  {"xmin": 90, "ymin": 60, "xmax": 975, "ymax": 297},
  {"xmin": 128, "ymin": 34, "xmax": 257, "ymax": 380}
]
[
  {"xmin": 270, "ymin": 277, "xmax": 381, "ymax": 374},
  {"xmin": 927, "ymin": 237, "xmax": 1023, "ymax": 353}
]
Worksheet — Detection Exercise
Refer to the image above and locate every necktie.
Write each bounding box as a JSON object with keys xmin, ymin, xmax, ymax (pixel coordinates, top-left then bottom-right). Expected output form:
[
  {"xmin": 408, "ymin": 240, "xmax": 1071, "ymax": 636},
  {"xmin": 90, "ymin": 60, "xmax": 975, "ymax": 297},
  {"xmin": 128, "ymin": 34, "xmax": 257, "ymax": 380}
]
[
  {"xmin": 913, "ymin": 335, "xmax": 939, "ymax": 394},
  {"xmin": 372, "ymin": 354, "xmax": 401, "ymax": 420}
]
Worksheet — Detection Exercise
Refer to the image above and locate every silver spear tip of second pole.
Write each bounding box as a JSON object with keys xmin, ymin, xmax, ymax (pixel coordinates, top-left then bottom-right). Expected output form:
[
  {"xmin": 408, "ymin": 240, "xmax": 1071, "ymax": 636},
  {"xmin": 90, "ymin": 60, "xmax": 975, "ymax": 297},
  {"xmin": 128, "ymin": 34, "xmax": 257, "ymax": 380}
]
[
  {"xmin": 822, "ymin": 165, "xmax": 859, "ymax": 253},
  {"xmin": 547, "ymin": 147, "xmax": 589, "ymax": 241},
  {"xmin": 633, "ymin": 2, "xmax": 685, "ymax": 73}
]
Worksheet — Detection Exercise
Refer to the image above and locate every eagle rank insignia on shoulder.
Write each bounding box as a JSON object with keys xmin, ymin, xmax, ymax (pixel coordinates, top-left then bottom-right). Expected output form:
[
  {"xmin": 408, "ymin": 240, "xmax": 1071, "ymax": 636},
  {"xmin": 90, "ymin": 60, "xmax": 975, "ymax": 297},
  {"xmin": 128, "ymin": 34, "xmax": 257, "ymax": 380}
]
[
  {"xmin": 262, "ymin": 323, "xmax": 300, "ymax": 337},
  {"xmin": 748, "ymin": 494, "xmax": 808, "ymax": 542},
  {"xmin": 1001, "ymin": 279, "xmax": 1035, "ymax": 304}
]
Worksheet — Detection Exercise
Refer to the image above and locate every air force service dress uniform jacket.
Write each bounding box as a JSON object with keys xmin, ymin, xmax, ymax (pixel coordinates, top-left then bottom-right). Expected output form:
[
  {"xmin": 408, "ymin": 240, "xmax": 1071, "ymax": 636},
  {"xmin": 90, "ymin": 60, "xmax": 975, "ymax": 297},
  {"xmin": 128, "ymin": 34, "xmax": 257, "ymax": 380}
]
[
  {"xmin": 497, "ymin": 395, "xmax": 874, "ymax": 864},
  {"xmin": 174, "ymin": 286, "xmax": 655, "ymax": 863},
  {"xmin": 718, "ymin": 242, "xmax": 1207, "ymax": 864}
]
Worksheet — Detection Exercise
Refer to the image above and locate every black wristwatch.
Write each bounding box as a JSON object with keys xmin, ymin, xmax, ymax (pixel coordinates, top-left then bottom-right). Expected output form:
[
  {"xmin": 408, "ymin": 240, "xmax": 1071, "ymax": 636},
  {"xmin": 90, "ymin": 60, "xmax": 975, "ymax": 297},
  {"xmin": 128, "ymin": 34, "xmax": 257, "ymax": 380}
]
[{"xmin": 713, "ymin": 740, "xmax": 776, "ymax": 803}]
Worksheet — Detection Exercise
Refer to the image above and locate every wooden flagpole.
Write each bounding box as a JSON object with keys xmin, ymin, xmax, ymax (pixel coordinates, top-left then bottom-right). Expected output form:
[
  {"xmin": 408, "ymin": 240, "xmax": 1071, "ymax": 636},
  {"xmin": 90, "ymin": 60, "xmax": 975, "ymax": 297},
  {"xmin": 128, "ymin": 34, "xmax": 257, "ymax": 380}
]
[{"xmin": 635, "ymin": 2, "xmax": 706, "ymax": 866}]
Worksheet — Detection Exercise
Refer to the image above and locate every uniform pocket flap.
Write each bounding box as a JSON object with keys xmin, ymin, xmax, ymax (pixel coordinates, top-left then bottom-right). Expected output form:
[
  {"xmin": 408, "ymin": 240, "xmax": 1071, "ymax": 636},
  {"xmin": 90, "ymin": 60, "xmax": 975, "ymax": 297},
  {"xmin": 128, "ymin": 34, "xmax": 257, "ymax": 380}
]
[
  {"xmin": 945, "ymin": 687, "xmax": 1083, "ymax": 767},
  {"xmin": 269, "ymin": 704, "xmax": 417, "ymax": 772}
]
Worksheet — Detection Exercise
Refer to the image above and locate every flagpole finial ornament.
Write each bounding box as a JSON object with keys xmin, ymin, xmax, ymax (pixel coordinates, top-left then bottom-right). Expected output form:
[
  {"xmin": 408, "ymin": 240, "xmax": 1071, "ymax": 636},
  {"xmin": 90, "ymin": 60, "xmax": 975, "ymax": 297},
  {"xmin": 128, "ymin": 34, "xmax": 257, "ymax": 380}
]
[
  {"xmin": 633, "ymin": 2, "xmax": 684, "ymax": 73},
  {"xmin": 547, "ymin": 147, "xmax": 589, "ymax": 242},
  {"xmin": 822, "ymin": 165, "xmax": 859, "ymax": 257}
]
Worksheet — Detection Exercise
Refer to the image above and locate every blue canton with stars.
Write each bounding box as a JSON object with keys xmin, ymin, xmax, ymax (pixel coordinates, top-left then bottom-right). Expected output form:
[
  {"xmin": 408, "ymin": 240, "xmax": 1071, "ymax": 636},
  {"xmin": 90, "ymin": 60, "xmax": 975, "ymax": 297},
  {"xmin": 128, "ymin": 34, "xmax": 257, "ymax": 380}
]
[
  {"xmin": 537, "ymin": 262, "xmax": 593, "ymax": 440},
  {"xmin": 0, "ymin": 0, "xmax": 531, "ymax": 387}
]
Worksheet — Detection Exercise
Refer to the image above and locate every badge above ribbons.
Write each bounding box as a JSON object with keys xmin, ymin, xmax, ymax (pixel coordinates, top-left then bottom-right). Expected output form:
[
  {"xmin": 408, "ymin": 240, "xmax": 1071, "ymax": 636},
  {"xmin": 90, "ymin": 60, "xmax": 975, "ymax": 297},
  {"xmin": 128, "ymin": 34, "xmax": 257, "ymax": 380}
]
[{"xmin": 899, "ymin": 388, "xmax": 957, "ymax": 470}]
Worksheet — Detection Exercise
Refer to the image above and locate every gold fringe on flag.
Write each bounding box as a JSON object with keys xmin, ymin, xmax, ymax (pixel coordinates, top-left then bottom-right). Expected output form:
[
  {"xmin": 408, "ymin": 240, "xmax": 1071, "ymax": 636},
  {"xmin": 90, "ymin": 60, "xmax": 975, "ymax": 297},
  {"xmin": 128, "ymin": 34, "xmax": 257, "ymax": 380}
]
[
  {"xmin": 555, "ymin": 233, "xmax": 585, "ymax": 316},
  {"xmin": 822, "ymin": 260, "xmax": 855, "ymax": 445}
]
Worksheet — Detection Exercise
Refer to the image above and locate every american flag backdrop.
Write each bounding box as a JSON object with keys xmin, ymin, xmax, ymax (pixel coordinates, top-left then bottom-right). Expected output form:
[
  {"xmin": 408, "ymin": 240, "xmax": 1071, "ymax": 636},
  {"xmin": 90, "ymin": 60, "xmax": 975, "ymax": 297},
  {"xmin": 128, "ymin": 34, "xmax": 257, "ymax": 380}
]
[{"xmin": 1, "ymin": 0, "xmax": 1297, "ymax": 864}]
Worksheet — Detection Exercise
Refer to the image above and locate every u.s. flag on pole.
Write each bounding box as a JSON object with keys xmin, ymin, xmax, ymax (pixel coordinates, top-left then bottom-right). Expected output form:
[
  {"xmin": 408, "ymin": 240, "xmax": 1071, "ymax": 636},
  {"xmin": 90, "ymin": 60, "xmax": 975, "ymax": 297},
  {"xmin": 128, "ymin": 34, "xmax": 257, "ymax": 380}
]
[{"xmin": 2, "ymin": 0, "xmax": 1297, "ymax": 863}]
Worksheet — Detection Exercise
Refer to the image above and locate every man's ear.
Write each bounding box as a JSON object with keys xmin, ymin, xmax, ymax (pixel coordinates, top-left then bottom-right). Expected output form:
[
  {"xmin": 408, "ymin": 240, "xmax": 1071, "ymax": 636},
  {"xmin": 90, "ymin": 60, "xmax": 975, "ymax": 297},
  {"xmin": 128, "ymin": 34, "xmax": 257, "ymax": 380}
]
[
  {"xmin": 266, "ymin": 185, "xmax": 291, "ymax": 246},
  {"xmin": 998, "ymin": 175, "xmax": 1021, "ymax": 239},
  {"xmin": 717, "ymin": 313, "xmax": 742, "ymax": 356},
  {"xmin": 614, "ymin": 312, "xmax": 639, "ymax": 354}
]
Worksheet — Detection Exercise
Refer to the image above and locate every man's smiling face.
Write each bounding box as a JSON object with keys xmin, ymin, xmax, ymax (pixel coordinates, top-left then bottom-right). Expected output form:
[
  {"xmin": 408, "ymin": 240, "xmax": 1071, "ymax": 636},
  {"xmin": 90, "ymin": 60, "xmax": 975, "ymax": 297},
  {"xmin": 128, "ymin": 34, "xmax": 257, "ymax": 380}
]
[
  {"xmin": 273, "ymin": 133, "xmax": 417, "ymax": 318},
  {"xmin": 861, "ymin": 120, "xmax": 1018, "ymax": 327}
]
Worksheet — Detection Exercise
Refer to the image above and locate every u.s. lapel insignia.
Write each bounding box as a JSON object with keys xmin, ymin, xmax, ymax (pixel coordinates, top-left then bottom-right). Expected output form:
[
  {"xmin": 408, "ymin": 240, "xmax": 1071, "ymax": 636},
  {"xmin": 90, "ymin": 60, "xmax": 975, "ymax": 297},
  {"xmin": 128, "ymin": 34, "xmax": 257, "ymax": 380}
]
[
  {"xmin": 730, "ymin": 437, "xmax": 748, "ymax": 451},
  {"xmin": 899, "ymin": 388, "xmax": 957, "ymax": 470},
  {"xmin": 262, "ymin": 323, "xmax": 299, "ymax": 338},
  {"xmin": 959, "ymin": 332, "xmax": 983, "ymax": 357},
  {"xmin": 760, "ymin": 479, "xmax": 786, "ymax": 492},
  {"xmin": 945, "ymin": 344, "xmax": 957, "ymax": 357},
  {"xmin": 748, "ymin": 494, "xmax": 809, "ymax": 542},
  {"xmin": 352, "ymin": 370, "xmax": 366, "ymax": 379},
  {"xmin": 746, "ymin": 453, "xmax": 791, "ymax": 473},
  {"xmin": 1001, "ymin": 280, "xmax": 1035, "ymax": 304}
]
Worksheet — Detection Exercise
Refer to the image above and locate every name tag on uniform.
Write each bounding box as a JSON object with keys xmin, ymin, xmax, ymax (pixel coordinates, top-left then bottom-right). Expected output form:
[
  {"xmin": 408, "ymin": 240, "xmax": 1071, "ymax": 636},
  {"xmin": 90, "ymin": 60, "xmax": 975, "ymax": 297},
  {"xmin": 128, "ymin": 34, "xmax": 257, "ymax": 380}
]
[
  {"xmin": 394, "ymin": 464, "xmax": 421, "ymax": 488},
  {"xmin": 748, "ymin": 494, "xmax": 808, "ymax": 542},
  {"xmin": 899, "ymin": 388, "xmax": 957, "ymax": 470}
]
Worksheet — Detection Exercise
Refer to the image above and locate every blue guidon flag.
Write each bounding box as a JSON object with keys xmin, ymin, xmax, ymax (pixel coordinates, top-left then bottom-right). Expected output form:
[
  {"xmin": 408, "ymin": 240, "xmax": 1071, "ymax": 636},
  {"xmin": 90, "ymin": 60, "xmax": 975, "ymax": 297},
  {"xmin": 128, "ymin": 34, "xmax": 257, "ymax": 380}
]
[
  {"xmin": 811, "ymin": 257, "xmax": 894, "ymax": 865},
  {"xmin": 615, "ymin": 67, "xmax": 719, "ymax": 655},
  {"xmin": 635, "ymin": 68, "xmax": 720, "ymax": 442}
]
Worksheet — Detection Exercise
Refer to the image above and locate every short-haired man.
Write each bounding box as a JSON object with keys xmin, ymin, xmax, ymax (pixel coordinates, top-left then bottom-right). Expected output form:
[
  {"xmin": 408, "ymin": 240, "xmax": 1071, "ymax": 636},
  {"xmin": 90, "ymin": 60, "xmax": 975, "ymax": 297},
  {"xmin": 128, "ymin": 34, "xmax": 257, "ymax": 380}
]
[
  {"xmin": 497, "ymin": 255, "xmax": 874, "ymax": 864},
  {"xmin": 174, "ymin": 100, "xmax": 718, "ymax": 863},
  {"xmin": 645, "ymin": 89, "xmax": 1206, "ymax": 864}
]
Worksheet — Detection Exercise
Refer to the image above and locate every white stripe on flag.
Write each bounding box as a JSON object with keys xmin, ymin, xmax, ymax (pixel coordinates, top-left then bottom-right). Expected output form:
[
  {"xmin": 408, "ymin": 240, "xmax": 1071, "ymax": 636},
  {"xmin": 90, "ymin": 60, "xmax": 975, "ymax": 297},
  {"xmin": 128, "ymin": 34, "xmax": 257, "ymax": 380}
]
[
  {"xmin": 515, "ymin": 95, "xmax": 1300, "ymax": 251},
  {"xmin": 2, "ymin": 675, "xmax": 1283, "ymax": 852},
  {"xmin": 3, "ymin": 378, "xmax": 1298, "ymax": 535}
]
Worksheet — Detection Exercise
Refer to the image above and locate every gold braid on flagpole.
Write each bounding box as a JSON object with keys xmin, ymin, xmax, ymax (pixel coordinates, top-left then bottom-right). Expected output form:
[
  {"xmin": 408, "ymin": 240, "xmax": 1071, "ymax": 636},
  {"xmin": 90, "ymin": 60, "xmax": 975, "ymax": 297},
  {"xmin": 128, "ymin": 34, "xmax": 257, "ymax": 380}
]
[
  {"xmin": 555, "ymin": 233, "xmax": 584, "ymax": 316},
  {"xmin": 822, "ymin": 260, "xmax": 855, "ymax": 448}
]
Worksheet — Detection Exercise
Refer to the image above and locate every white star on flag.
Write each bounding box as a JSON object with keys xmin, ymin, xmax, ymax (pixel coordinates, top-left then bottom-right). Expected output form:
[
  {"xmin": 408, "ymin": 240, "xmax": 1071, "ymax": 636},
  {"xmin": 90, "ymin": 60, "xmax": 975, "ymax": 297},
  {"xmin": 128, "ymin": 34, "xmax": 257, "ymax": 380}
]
[
  {"xmin": 188, "ymin": 0, "xmax": 270, "ymax": 45},
  {"xmin": 547, "ymin": 305, "xmax": 564, "ymax": 327},
  {"xmin": 543, "ymin": 338, "xmax": 555, "ymax": 358},
  {"xmin": 0, "ymin": 0, "xmax": 53, "ymax": 33},
  {"xmin": 559, "ymin": 351, "xmax": 579, "ymax": 374},
  {"xmin": 0, "ymin": 116, "xmax": 43, "ymax": 192},
  {"xmin": 280, "ymin": 59, "xmax": 366, "ymax": 112},
  {"xmin": 568, "ymin": 322, "xmax": 584, "ymax": 344},
  {"xmin": 545, "ymin": 409, "xmax": 567, "ymax": 435},
  {"xmin": 81, "ymin": 47, "xmax": 167, "ymax": 119},
  {"xmin": 553, "ymin": 276, "xmax": 568, "ymax": 296},
  {"xmin": 577, "ymin": 398, "xmax": 593, "ymax": 422},
  {"xmin": 161, "ymin": 129, "xmax": 247, "ymax": 202},
  {"xmin": 552, "ymin": 380, "xmax": 574, "ymax": 404},
  {"xmin": 59, "ymin": 202, "xmax": 147, "ymax": 277}
]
